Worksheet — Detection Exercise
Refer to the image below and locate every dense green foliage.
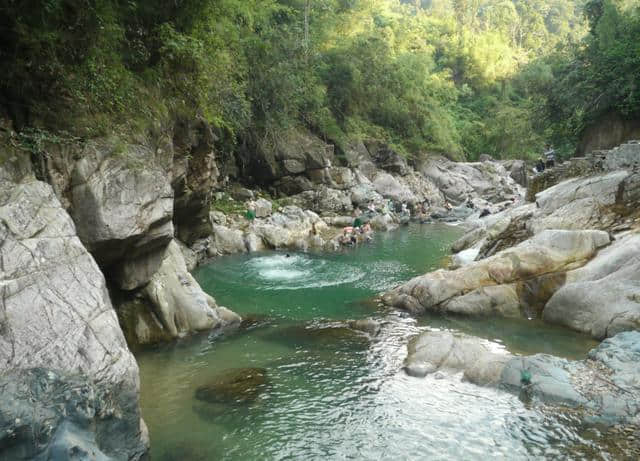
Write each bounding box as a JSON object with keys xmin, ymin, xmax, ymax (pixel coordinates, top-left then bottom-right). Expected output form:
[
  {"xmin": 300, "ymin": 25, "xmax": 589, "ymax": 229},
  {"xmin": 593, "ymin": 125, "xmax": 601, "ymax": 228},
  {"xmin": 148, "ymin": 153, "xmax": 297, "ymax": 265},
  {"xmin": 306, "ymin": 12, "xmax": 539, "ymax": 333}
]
[{"xmin": 1, "ymin": 0, "xmax": 637, "ymax": 160}]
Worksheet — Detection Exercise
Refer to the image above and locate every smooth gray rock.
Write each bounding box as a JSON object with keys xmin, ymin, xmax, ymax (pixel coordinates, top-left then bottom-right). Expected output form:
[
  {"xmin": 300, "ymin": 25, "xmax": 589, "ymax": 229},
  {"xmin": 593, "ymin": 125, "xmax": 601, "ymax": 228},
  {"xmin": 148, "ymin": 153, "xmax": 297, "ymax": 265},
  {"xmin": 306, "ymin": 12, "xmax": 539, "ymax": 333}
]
[
  {"xmin": 144, "ymin": 240, "xmax": 241, "ymax": 339},
  {"xmin": 372, "ymin": 171, "xmax": 415, "ymax": 203},
  {"xmin": 0, "ymin": 177, "xmax": 147, "ymax": 459},
  {"xmin": 70, "ymin": 142, "xmax": 174, "ymax": 266},
  {"xmin": 384, "ymin": 229, "xmax": 610, "ymax": 315},
  {"xmin": 543, "ymin": 233, "xmax": 640, "ymax": 339},
  {"xmin": 404, "ymin": 331, "xmax": 511, "ymax": 385},
  {"xmin": 420, "ymin": 156, "xmax": 520, "ymax": 204}
]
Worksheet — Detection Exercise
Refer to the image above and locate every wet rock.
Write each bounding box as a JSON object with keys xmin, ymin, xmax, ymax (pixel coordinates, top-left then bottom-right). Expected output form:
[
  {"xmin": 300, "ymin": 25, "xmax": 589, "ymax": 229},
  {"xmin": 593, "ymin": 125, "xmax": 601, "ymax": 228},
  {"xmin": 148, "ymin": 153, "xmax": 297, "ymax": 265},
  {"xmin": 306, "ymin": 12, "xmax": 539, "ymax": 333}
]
[
  {"xmin": 239, "ymin": 314, "xmax": 271, "ymax": 331},
  {"xmin": 267, "ymin": 325, "xmax": 369, "ymax": 349},
  {"xmin": 0, "ymin": 368, "xmax": 147, "ymax": 461},
  {"xmin": 348, "ymin": 318, "xmax": 381, "ymax": 336},
  {"xmin": 195, "ymin": 368, "xmax": 269, "ymax": 404},
  {"xmin": 404, "ymin": 331, "xmax": 511, "ymax": 385}
]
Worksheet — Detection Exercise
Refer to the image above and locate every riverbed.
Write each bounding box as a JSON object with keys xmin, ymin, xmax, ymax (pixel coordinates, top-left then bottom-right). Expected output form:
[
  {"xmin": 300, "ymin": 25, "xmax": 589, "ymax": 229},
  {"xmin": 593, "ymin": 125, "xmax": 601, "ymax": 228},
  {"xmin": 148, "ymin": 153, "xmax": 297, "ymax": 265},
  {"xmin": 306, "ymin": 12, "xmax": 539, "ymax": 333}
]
[{"xmin": 137, "ymin": 223, "xmax": 607, "ymax": 460}]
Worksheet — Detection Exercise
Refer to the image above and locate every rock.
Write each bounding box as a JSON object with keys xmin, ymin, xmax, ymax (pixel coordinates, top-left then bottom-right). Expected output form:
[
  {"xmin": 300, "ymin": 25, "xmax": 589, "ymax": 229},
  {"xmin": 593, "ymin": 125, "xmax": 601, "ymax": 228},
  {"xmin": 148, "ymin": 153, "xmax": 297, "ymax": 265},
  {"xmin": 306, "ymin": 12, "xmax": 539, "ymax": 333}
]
[
  {"xmin": 365, "ymin": 141, "xmax": 409, "ymax": 175},
  {"xmin": 229, "ymin": 185, "xmax": 254, "ymax": 201},
  {"xmin": 329, "ymin": 167, "xmax": 357, "ymax": 190},
  {"xmin": 213, "ymin": 224, "xmax": 247, "ymax": 255},
  {"xmin": 350, "ymin": 182, "xmax": 384, "ymax": 208},
  {"xmin": 252, "ymin": 206, "xmax": 328, "ymax": 249},
  {"xmin": 383, "ymin": 229, "xmax": 610, "ymax": 315},
  {"xmin": 543, "ymin": 232, "xmax": 640, "ymax": 339},
  {"xmin": 172, "ymin": 118, "xmax": 219, "ymax": 244},
  {"xmin": 369, "ymin": 213, "xmax": 397, "ymax": 231},
  {"xmin": 253, "ymin": 197, "xmax": 273, "ymax": 218},
  {"xmin": 348, "ymin": 318, "xmax": 381, "ymax": 336},
  {"xmin": 502, "ymin": 159, "xmax": 528, "ymax": 187},
  {"xmin": 372, "ymin": 171, "xmax": 415, "ymax": 203},
  {"xmin": 69, "ymin": 141, "xmax": 174, "ymax": 266},
  {"xmin": 116, "ymin": 294, "xmax": 173, "ymax": 347},
  {"xmin": 529, "ymin": 170, "xmax": 629, "ymax": 234},
  {"xmin": 143, "ymin": 240, "xmax": 241, "ymax": 339},
  {"xmin": 420, "ymin": 156, "xmax": 521, "ymax": 204},
  {"xmin": 405, "ymin": 331, "xmax": 511, "ymax": 385},
  {"xmin": 195, "ymin": 368, "xmax": 268, "ymax": 405},
  {"xmin": 274, "ymin": 175, "xmax": 314, "ymax": 195},
  {"xmin": 501, "ymin": 331, "xmax": 640, "ymax": 424},
  {"xmin": 0, "ymin": 175, "xmax": 147, "ymax": 458},
  {"xmin": 177, "ymin": 239, "xmax": 198, "ymax": 271},
  {"xmin": 450, "ymin": 247, "xmax": 480, "ymax": 268},
  {"xmin": 112, "ymin": 246, "xmax": 167, "ymax": 290},
  {"xmin": 342, "ymin": 139, "xmax": 372, "ymax": 167},
  {"xmin": 244, "ymin": 232, "xmax": 266, "ymax": 253},
  {"xmin": 243, "ymin": 129, "xmax": 334, "ymax": 184},
  {"xmin": 0, "ymin": 368, "xmax": 148, "ymax": 461}
]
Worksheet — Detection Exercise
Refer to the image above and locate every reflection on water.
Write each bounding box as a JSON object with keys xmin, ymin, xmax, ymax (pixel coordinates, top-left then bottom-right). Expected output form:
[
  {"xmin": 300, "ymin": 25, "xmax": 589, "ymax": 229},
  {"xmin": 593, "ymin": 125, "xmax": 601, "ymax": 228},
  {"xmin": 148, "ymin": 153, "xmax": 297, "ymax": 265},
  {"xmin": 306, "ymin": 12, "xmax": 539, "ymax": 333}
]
[{"xmin": 137, "ymin": 224, "xmax": 606, "ymax": 460}]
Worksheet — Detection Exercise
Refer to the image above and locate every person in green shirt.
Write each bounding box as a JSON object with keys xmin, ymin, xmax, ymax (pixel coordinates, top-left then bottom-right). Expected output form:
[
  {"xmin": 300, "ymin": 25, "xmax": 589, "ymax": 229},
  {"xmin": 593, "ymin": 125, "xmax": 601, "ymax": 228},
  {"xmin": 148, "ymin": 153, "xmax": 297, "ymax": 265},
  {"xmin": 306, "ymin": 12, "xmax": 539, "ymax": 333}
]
[{"xmin": 353, "ymin": 216, "xmax": 363, "ymax": 228}]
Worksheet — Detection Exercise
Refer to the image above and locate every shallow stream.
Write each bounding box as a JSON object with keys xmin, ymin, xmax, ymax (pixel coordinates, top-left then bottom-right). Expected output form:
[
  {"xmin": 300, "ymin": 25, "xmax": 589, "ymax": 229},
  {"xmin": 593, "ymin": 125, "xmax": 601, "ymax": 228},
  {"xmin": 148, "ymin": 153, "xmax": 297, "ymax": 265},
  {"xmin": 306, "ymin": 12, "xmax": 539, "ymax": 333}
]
[{"xmin": 137, "ymin": 224, "xmax": 612, "ymax": 460}]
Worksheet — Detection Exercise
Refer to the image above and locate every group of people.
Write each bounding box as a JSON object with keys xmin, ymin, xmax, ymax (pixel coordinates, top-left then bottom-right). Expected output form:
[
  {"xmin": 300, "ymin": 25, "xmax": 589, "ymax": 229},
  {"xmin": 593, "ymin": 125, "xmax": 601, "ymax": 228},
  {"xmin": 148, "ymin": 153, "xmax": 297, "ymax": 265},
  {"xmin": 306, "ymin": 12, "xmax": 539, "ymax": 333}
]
[
  {"xmin": 340, "ymin": 208, "xmax": 373, "ymax": 246},
  {"xmin": 535, "ymin": 144, "xmax": 556, "ymax": 173}
]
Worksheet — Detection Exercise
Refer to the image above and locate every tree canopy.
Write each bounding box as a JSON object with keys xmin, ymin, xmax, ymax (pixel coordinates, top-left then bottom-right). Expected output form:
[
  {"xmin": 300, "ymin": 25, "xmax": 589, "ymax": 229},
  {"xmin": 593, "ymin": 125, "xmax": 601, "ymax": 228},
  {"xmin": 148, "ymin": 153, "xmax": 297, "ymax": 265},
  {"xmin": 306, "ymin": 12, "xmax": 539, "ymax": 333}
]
[{"xmin": 1, "ymin": 0, "xmax": 637, "ymax": 160}]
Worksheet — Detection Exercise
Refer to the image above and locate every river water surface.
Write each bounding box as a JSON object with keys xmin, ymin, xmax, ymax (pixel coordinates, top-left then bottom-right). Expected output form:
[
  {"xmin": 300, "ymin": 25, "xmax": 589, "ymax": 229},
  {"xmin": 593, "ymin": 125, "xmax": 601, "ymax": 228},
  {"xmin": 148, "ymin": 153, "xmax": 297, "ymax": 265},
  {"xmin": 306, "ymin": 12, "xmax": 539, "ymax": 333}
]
[{"xmin": 137, "ymin": 224, "xmax": 612, "ymax": 460}]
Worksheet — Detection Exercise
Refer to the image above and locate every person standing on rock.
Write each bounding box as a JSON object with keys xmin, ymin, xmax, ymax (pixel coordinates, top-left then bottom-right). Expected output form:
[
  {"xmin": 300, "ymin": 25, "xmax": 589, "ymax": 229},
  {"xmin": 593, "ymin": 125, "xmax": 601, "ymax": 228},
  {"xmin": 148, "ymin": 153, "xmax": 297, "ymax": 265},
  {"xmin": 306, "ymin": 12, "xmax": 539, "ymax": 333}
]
[
  {"xmin": 245, "ymin": 200, "xmax": 256, "ymax": 221},
  {"xmin": 544, "ymin": 144, "xmax": 556, "ymax": 169}
]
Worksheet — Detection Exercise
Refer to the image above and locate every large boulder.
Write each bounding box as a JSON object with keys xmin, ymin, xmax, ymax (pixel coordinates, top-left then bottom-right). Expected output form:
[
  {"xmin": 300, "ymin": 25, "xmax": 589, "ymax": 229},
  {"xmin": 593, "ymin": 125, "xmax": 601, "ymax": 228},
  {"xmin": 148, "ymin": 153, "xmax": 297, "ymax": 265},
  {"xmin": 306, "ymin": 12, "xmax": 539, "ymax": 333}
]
[
  {"xmin": 364, "ymin": 141, "xmax": 409, "ymax": 175},
  {"xmin": 69, "ymin": 141, "xmax": 174, "ymax": 268},
  {"xmin": 529, "ymin": 170, "xmax": 640, "ymax": 234},
  {"xmin": 543, "ymin": 232, "xmax": 640, "ymax": 339},
  {"xmin": 0, "ymin": 171, "xmax": 147, "ymax": 458},
  {"xmin": 404, "ymin": 330, "xmax": 511, "ymax": 385},
  {"xmin": 242, "ymin": 129, "xmax": 334, "ymax": 184},
  {"xmin": 383, "ymin": 229, "xmax": 610, "ymax": 315},
  {"xmin": 143, "ymin": 240, "xmax": 241, "ymax": 340},
  {"xmin": 372, "ymin": 171, "xmax": 416, "ymax": 203},
  {"xmin": 420, "ymin": 156, "xmax": 520, "ymax": 204}
]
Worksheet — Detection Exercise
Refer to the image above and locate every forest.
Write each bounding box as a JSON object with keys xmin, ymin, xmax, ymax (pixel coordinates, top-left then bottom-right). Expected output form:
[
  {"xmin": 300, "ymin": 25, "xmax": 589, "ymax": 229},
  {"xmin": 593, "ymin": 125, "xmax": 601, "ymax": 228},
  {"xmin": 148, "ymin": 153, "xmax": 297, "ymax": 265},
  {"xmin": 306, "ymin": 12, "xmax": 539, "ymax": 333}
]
[{"xmin": 1, "ymin": 0, "xmax": 639, "ymax": 161}]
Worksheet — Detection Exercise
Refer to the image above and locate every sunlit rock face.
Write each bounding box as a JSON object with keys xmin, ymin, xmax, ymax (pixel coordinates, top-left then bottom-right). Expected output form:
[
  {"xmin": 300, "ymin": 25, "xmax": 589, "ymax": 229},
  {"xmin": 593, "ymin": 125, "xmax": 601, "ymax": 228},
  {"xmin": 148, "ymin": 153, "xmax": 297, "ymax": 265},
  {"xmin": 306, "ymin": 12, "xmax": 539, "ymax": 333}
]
[
  {"xmin": 383, "ymin": 229, "xmax": 610, "ymax": 317},
  {"xmin": 0, "ymin": 161, "xmax": 148, "ymax": 459}
]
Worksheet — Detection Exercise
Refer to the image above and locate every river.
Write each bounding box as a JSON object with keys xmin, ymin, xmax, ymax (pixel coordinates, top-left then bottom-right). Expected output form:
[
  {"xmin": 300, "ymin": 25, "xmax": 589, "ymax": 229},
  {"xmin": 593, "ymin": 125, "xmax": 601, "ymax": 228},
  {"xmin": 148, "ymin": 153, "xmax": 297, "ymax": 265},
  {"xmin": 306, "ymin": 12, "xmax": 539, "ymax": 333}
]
[{"xmin": 137, "ymin": 223, "xmax": 609, "ymax": 460}]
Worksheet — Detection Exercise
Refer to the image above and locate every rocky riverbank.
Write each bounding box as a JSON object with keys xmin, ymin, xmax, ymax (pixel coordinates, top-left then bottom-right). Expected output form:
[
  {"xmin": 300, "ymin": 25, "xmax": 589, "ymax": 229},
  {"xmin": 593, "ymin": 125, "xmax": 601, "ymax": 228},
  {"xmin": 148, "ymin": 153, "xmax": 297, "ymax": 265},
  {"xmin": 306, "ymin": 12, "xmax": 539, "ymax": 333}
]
[
  {"xmin": 0, "ymin": 117, "xmax": 523, "ymax": 459},
  {"xmin": 384, "ymin": 140, "xmax": 640, "ymax": 433}
]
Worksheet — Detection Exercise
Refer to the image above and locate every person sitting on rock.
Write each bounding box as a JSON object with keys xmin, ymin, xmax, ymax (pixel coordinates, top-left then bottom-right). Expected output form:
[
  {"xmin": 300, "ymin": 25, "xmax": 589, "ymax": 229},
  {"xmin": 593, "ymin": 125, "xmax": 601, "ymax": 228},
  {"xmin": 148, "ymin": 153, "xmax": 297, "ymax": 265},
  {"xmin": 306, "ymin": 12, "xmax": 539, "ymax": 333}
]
[{"xmin": 353, "ymin": 208, "xmax": 363, "ymax": 229}]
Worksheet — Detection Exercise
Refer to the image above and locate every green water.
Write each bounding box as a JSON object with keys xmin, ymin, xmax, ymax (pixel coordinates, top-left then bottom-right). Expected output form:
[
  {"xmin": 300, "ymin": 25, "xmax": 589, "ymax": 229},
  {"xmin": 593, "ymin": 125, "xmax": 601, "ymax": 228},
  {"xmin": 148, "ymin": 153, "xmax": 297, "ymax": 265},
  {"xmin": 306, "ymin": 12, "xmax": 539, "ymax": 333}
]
[{"xmin": 137, "ymin": 223, "xmax": 605, "ymax": 460}]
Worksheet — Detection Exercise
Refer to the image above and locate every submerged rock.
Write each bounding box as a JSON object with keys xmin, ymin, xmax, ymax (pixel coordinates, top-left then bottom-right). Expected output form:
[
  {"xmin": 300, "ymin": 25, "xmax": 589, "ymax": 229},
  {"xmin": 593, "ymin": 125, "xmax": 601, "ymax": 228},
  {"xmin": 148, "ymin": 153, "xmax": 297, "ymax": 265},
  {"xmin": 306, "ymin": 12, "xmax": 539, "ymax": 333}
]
[
  {"xmin": 195, "ymin": 368, "xmax": 269, "ymax": 404},
  {"xmin": 266, "ymin": 324, "xmax": 370, "ymax": 349}
]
